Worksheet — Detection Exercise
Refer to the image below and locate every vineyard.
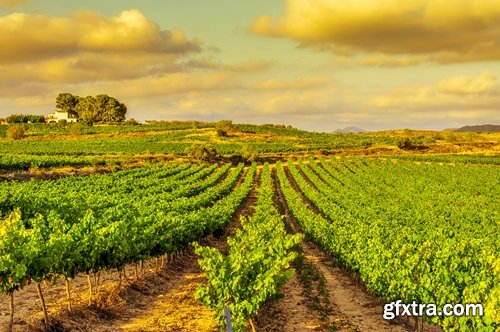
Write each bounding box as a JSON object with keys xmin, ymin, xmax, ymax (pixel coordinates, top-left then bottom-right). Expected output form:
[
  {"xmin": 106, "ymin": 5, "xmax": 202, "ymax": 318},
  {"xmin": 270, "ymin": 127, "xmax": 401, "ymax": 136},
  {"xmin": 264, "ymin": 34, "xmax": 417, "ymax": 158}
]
[{"xmin": 0, "ymin": 156, "xmax": 499, "ymax": 331}]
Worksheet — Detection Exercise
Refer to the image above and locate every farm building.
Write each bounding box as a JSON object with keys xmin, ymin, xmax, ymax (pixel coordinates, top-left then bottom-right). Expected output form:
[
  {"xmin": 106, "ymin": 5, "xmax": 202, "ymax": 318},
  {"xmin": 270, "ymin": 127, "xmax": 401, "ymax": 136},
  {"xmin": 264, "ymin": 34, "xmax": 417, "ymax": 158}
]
[{"xmin": 45, "ymin": 109, "xmax": 78, "ymax": 123}]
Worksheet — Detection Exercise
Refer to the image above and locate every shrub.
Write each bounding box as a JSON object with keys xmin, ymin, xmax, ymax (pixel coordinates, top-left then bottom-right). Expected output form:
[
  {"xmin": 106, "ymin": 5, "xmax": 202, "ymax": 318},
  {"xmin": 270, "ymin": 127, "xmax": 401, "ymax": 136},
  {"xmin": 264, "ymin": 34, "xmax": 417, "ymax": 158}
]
[
  {"xmin": 241, "ymin": 144, "xmax": 258, "ymax": 162},
  {"xmin": 186, "ymin": 144, "xmax": 218, "ymax": 162},
  {"xmin": 6, "ymin": 114, "xmax": 45, "ymax": 123},
  {"xmin": 215, "ymin": 120, "xmax": 234, "ymax": 133},
  {"xmin": 68, "ymin": 123, "xmax": 85, "ymax": 135},
  {"xmin": 124, "ymin": 118, "xmax": 140, "ymax": 125},
  {"xmin": 395, "ymin": 137, "xmax": 413, "ymax": 149},
  {"xmin": 216, "ymin": 129, "xmax": 227, "ymax": 137},
  {"xmin": 6, "ymin": 125, "xmax": 25, "ymax": 140}
]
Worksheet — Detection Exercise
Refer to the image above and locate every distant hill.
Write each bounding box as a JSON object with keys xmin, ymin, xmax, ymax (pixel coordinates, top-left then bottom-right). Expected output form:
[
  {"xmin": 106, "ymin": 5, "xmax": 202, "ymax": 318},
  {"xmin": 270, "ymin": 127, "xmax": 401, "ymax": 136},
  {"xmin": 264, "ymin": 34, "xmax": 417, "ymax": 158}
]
[
  {"xmin": 453, "ymin": 124, "xmax": 500, "ymax": 132},
  {"xmin": 334, "ymin": 126, "xmax": 366, "ymax": 133}
]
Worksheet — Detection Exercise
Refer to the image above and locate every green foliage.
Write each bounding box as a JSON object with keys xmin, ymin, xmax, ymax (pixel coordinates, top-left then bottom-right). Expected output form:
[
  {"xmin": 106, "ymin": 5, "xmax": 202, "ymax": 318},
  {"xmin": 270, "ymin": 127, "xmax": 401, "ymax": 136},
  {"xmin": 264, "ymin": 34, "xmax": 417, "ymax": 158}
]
[
  {"xmin": 216, "ymin": 129, "xmax": 227, "ymax": 137},
  {"xmin": 58, "ymin": 93, "xmax": 127, "ymax": 125},
  {"xmin": 186, "ymin": 144, "xmax": 218, "ymax": 161},
  {"xmin": 195, "ymin": 164, "xmax": 302, "ymax": 331},
  {"xmin": 215, "ymin": 120, "xmax": 234, "ymax": 133},
  {"xmin": 68, "ymin": 123, "xmax": 85, "ymax": 135},
  {"xmin": 6, "ymin": 125, "xmax": 25, "ymax": 140},
  {"xmin": 0, "ymin": 122, "xmax": 402, "ymax": 157},
  {"xmin": 0, "ymin": 163, "xmax": 255, "ymax": 300},
  {"xmin": 395, "ymin": 137, "xmax": 413, "ymax": 149},
  {"xmin": 124, "ymin": 118, "xmax": 140, "ymax": 126},
  {"xmin": 278, "ymin": 158, "xmax": 499, "ymax": 331},
  {"xmin": 75, "ymin": 96, "xmax": 98, "ymax": 125},
  {"xmin": 56, "ymin": 93, "xmax": 80, "ymax": 117},
  {"xmin": 391, "ymin": 154, "xmax": 500, "ymax": 165},
  {"xmin": 6, "ymin": 114, "xmax": 45, "ymax": 124},
  {"xmin": 240, "ymin": 144, "xmax": 258, "ymax": 162}
]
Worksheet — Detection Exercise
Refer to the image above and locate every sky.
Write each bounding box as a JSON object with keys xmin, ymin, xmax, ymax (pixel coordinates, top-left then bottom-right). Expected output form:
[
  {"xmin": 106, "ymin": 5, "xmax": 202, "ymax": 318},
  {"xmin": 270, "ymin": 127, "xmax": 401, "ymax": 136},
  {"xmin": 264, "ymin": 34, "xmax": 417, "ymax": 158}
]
[{"xmin": 0, "ymin": 0, "xmax": 499, "ymax": 131}]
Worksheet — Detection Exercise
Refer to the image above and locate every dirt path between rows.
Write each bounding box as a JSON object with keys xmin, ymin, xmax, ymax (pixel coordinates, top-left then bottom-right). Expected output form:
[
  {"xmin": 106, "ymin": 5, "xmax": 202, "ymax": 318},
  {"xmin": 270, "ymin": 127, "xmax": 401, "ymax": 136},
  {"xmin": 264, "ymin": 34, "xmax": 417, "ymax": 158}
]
[{"xmin": 271, "ymin": 167, "xmax": 412, "ymax": 332}]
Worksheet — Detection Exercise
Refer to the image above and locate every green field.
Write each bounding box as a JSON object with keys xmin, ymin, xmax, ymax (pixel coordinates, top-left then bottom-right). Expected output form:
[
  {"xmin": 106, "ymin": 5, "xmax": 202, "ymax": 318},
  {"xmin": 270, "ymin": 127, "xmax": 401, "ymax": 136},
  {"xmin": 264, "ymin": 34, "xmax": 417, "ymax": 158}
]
[{"xmin": 0, "ymin": 124, "xmax": 499, "ymax": 331}]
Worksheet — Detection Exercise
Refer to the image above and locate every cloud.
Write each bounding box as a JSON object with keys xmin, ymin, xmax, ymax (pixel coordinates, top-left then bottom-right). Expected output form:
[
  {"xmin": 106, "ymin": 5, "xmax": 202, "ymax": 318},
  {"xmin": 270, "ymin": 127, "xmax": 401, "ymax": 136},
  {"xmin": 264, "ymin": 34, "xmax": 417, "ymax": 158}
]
[
  {"xmin": 0, "ymin": 9, "xmax": 200, "ymax": 64},
  {"xmin": 0, "ymin": 0, "xmax": 24, "ymax": 7},
  {"xmin": 252, "ymin": 76, "xmax": 331, "ymax": 90},
  {"xmin": 183, "ymin": 58, "xmax": 274, "ymax": 73},
  {"xmin": 438, "ymin": 73, "xmax": 497, "ymax": 95},
  {"xmin": 359, "ymin": 54, "xmax": 428, "ymax": 68},
  {"xmin": 0, "ymin": 9, "xmax": 207, "ymax": 85},
  {"xmin": 251, "ymin": 0, "xmax": 500, "ymax": 64},
  {"xmin": 369, "ymin": 72, "xmax": 500, "ymax": 110},
  {"xmin": 88, "ymin": 72, "xmax": 242, "ymax": 99},
  {"xmin": 0, "ymin": 53, "xmax": 185, "ymax": 84}
]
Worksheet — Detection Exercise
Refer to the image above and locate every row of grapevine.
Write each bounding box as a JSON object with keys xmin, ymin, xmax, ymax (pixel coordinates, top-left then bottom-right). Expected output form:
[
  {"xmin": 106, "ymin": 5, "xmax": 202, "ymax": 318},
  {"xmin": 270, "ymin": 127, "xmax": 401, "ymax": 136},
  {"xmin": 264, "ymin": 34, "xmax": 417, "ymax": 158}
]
[
  {"xmin": 389, "ymin": 154, "xmax": 500, "ymax": 165},
  {"xmin": 0, "ymin": 162, "xmax": 256, "ymax": 327},
  {"xmin": 0, "ymin": 153, "xmax": 112, "ymax": 171},
  {"xmin": 277, "ymin": 158, "xmax": 499, "ymax": 331},
  {"xmin": 195, "ymin": 163, "xmax": 302, "ymax": 331}
]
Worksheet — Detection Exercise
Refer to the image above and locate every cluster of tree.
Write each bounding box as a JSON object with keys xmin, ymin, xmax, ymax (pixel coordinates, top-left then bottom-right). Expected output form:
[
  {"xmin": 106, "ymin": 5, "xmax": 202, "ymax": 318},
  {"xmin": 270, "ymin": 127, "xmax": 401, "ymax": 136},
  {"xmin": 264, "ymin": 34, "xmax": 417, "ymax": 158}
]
[
  {"xmin": 5, "ymin": 114, "xmax": 45, "ymax": 124},
  {"xmin": 56, "ymin": 93, "xmax": 127, "ymax": 125}
]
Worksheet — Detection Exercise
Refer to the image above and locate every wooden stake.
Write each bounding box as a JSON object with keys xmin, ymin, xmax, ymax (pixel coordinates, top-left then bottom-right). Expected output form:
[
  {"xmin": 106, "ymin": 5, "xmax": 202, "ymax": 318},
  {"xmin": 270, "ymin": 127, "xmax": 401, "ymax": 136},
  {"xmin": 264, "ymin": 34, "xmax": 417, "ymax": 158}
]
[
  {"xmin": 249, "ymin": 318, "xmax": 256, "ymax": 332},
  {"xmin": 93, "ymin": 273, "xmax": 98, "ymax": 295},
  {"xmin": 8, "ymin": 290, "xmax": 14, "ymax": 332},
  {"xmin": 134, "ymin": 263, "xmax": 139, "ymax": 280},
  {"xmin": 35, "ymin": 281, "xmax": 49, "ymax": 325},
  {"xmin": 65, "ymin": 278, "xmax": 72, "ymax": 312},
  {"xmin": 118, "ymin": 267, "xmax": 123, "ymax": 286},
  {"xmin": 122, "ymin": 266, "xmax": 130, "ymax": 284},
  {"xmin": 96, "ymin": 272, "xmax": 101, "ymax": 295},
  {"xmin": 87, "ymin": 273, "xmax": 93, "ymax": 304}
]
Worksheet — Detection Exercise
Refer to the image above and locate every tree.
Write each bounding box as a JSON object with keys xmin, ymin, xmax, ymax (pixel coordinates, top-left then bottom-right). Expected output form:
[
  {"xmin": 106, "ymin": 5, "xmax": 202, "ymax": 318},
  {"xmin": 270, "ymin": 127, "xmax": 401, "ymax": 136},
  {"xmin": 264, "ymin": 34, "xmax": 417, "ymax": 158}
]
[
  {"xmin": 56, "ymin": 93, "xmax": 80, "ymax": 117},
  {"xmin": 75, "ymin": 96, "xmax": 99, "ymax": 125},
  {"xmin": 94, "ymin": 94, "xmax": 127, "ymax": 122}
]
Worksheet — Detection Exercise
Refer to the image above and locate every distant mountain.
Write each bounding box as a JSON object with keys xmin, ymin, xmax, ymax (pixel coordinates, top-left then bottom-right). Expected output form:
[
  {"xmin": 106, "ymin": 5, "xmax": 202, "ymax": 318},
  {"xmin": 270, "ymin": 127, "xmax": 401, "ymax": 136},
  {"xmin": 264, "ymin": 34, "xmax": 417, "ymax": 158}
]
[
  {"xmin": 454, "ymin": 124, "xmax": 500, "ymax": 132},
  {"xmin": 334, "ymin": 126, "xmax": 366, "ymax": 133}
]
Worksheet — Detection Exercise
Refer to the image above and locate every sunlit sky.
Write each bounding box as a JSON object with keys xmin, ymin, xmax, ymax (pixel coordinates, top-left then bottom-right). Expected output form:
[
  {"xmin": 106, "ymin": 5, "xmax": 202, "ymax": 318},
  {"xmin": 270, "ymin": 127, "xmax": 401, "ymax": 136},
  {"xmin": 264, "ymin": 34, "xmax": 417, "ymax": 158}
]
[{"xmin": 1, "ymin": 0, "xmax": 499, "ymax": 131}]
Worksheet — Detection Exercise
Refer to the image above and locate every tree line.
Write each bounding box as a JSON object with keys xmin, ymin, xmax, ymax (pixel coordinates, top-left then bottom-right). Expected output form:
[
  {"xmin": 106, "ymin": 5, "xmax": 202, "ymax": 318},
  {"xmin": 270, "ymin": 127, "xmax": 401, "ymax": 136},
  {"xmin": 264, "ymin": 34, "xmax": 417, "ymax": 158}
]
[{"xmin": 4, "ymin": 114, "xmax": 45, "ymax": 124}]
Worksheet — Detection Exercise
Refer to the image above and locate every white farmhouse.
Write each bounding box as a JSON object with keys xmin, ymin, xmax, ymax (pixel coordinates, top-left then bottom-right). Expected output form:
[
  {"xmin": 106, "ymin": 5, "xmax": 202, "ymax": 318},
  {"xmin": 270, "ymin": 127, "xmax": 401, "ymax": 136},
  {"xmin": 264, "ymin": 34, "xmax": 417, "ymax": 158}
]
[{"xmin": 45, "ymin": 109, "xmax": 78, "ymax": 123}]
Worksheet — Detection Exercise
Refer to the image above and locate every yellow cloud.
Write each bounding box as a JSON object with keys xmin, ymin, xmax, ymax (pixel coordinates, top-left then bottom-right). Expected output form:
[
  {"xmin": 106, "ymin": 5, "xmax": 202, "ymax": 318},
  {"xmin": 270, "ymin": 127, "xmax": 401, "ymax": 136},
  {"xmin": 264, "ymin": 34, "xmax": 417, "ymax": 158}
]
[
  {"xmin": 251, "ymin": 0, "xmax": 500, "ymax": 64},
  {"xmin": 89, "ymin": 72, "xmax": 241, "ymax": 99},
  {"xmin": 360, "ymin": 54, "xmax": 428, "ymax": 67},
  {"xmin": 438, "ymin": 73, "xmax": 497, "ymax": 95},
  {"xmin": 252, "ymin": 76, "xmax": 331, "ymax": 90},
  {"xmin": 0, "ymin": 0, "xmax": 24, "ymax": 7},
  {"xmin": 0, "ymin": 9, "xmax": 200, "ymax": 63},
  {"xmin": 184, "ymin": 58, "xmax": 274, "ymax": 73},
  {"xmin": 370, "ymin": 72, "xmax": 500, "ymax": 109}
]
